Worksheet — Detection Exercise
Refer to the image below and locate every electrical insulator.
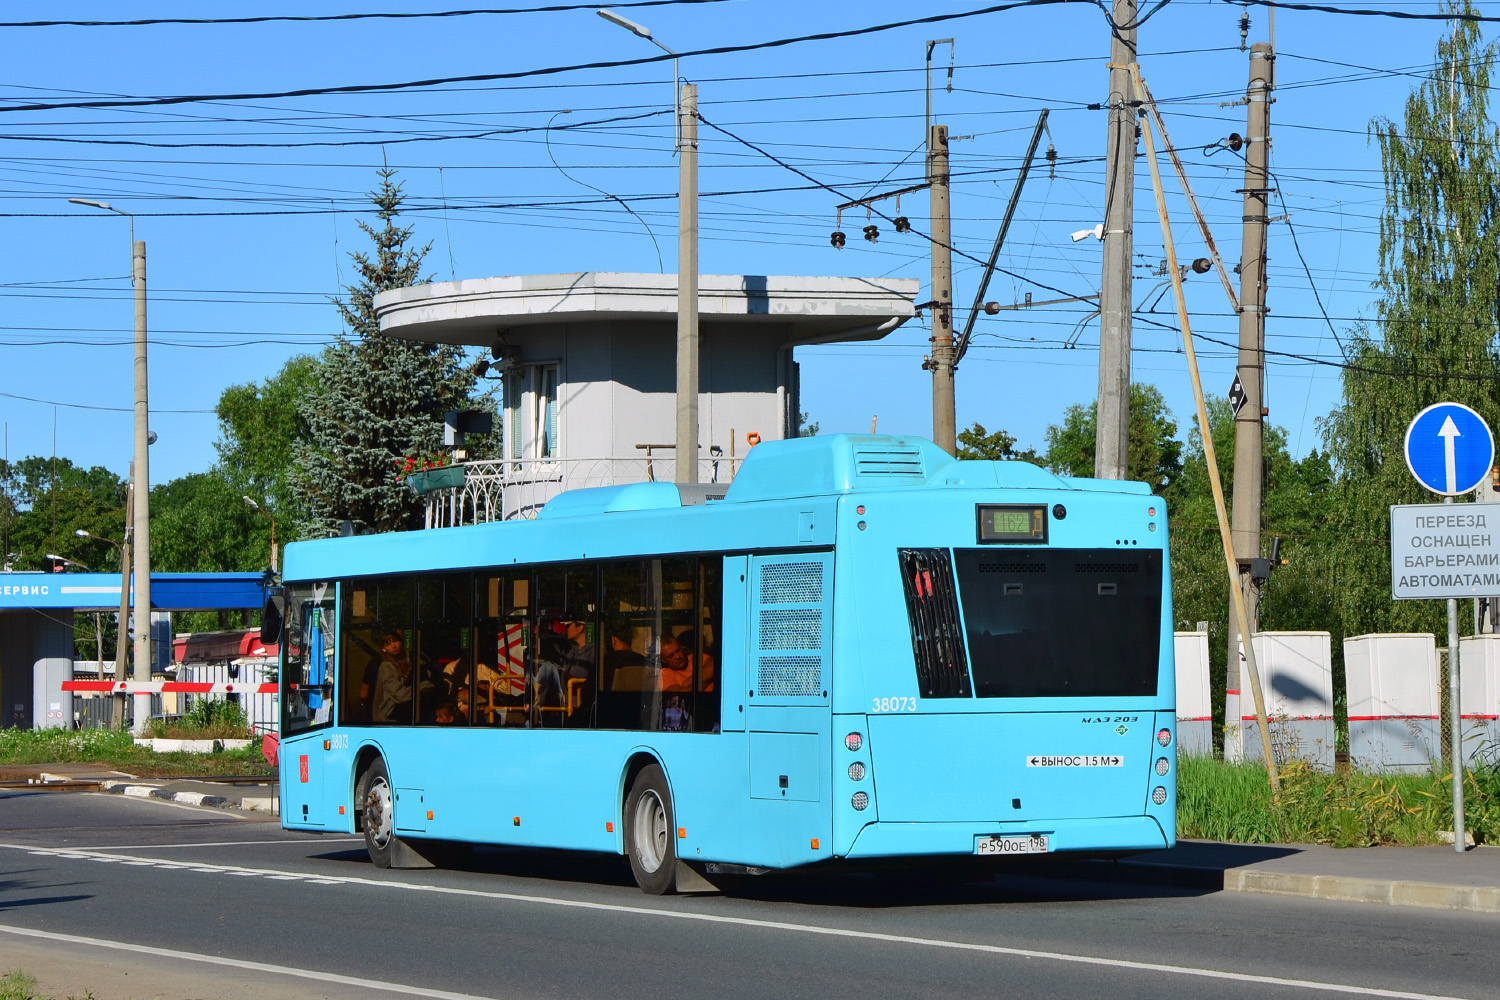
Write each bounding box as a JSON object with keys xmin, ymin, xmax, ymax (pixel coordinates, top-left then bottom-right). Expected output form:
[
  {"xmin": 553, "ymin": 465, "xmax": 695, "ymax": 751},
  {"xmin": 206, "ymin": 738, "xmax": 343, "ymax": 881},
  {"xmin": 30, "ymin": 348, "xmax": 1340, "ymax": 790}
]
[
  {"xmin": 894, "ymin": 216, "xmax": 910, "ymax": 233},
  {"xmin": 830, "ymin": 230, "xmax": 846, "ymax": 249},
  {"xmin": 1239, "ymin": 13, "xmax": 1250, "ymax": 50},
  {"xmin": 863, "ymin": 224, "xmax": 879, "ymax": 243},
  {"xmin": 1191, "ymin": 257, "xmax": 1212, "ymax": 274},
  {"xmin": 1045, "ymin": 143, "xmax": 1057, "ymax": 180},
  {"xmin": 1227, "ymin": 132, "xmax": 1244, "ymax": 152}
]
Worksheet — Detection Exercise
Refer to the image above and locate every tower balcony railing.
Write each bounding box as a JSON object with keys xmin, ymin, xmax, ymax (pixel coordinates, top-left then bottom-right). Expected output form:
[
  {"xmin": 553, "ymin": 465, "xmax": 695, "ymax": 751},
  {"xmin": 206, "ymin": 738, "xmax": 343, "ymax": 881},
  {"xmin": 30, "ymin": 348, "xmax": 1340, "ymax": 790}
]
[{"xmin": 421, "ymin": 449, "xmax": 739, "ymax": 528}]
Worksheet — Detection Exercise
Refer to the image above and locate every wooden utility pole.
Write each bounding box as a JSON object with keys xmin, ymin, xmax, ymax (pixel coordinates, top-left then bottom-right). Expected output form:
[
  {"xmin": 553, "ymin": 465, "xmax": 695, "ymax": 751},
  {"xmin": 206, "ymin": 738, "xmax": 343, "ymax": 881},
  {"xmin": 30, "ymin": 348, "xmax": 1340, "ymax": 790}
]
[
  {"xmin": 928, "ymin": 122, "xmax": 956, "ymax": 455},
  {"xmin": 1095, "ymin": 0, "xmax": 1138, "ymax": 480},
  {"xmin": 1225, "ymin": 42, "xmax": 1274, "ymax": 759}
]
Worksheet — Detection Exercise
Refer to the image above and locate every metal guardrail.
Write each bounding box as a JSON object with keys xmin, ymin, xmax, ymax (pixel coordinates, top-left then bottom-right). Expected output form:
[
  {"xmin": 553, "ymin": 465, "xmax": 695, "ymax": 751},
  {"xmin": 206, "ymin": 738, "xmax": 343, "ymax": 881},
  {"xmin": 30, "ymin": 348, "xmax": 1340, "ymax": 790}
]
[{"xmin": 423, "ymin": 454, "xmax": 741, "ymax": 527}]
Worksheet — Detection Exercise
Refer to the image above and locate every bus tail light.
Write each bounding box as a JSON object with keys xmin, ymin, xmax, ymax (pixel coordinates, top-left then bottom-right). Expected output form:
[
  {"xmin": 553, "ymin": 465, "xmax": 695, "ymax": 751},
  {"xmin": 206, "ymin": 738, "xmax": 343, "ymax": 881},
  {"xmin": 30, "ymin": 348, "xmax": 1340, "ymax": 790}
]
[
  {"xmin": 1156, "ymin": 728, "xmax": 1172, "ymax": 747},
  {"xmin": 848, "ymin": 762, "xmax": 866, "ymax": 781},
  {"xmin": 851, "ymin": 791, "xmax": 869, "ymax": 811},
  {"xmin": 1152, "ymin": 786, "xmax": 1168, "ymax": 806},
  {"xmin": 1155, "ymin": 757, "xmax": 1170, "ymax": 776},
  {"xmin": 845, "ymin": 732, "xmax": 863, "ymax": 752}
]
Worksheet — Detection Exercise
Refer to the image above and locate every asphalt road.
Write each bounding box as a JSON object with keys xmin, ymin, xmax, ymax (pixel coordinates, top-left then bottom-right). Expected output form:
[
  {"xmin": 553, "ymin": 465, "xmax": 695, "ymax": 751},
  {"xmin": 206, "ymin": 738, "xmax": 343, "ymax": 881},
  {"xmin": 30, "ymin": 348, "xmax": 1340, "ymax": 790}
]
[{"xmin": 1, "ymin": 788, "xmax": 1496, "ymax": 1000}]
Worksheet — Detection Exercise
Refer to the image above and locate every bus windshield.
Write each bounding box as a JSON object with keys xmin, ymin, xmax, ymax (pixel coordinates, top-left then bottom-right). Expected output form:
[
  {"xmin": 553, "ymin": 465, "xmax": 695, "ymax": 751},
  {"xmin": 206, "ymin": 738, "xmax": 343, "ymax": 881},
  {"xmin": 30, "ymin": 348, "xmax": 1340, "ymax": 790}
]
[{"xmin": 954, "ymin": 547, "xmax": 1161, "ymax": 699}]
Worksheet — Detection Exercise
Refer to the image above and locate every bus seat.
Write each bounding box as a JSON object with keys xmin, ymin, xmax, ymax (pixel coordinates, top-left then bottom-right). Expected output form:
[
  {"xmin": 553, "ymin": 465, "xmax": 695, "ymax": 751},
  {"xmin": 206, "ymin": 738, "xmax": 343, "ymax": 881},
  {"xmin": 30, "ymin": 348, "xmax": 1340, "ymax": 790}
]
[{"xmin": 610, "ymin": 665, "xmax": 653, "ymax": 691}]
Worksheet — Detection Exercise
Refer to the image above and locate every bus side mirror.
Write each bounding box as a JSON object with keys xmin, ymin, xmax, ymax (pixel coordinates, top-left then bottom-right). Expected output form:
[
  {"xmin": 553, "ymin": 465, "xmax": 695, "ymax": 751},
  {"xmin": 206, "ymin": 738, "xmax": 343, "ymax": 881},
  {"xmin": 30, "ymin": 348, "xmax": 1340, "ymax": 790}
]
[{"xmin": 261, "ymin": 590, "xmax": 286, "ymax": 645}]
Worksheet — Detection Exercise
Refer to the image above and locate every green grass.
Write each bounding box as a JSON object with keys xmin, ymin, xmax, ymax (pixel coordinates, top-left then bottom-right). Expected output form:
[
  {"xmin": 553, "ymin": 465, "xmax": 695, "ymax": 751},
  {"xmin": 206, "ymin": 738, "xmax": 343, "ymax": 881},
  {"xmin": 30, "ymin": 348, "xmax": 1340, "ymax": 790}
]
[
  {"xmin": 0, "ymin": 727, "xmax": 273, "ymax": 777},
  {"xmin": 1177, "ymin": 755, "xmax": 1500, "ymax": 846},
  {"xmin": 0, "ymin": 970, "xmax": 92, "ymax": 1000}
]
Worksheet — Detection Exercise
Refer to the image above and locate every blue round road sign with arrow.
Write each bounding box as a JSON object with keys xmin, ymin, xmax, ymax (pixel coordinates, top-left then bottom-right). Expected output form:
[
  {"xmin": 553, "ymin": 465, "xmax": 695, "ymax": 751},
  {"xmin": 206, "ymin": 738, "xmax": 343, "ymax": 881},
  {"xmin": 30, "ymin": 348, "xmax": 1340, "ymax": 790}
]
[{"xmin": 1404, "ymin": 402, "xmax": 1494, "ymax": 496}]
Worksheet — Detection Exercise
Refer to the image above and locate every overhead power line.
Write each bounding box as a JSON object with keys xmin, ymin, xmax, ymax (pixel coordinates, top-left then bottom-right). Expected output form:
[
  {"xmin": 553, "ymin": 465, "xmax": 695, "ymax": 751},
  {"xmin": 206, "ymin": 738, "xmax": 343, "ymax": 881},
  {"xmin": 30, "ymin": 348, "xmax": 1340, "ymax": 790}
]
[
  {"xmin": 1228, "ymin": 0, "xmax": 1500, "ymax": 20},
  {"xmin": 696, "ymin": 111, "xmax": 1088, "ymax": 302},
  {"xmin": 0, "ymin": 0, "xmax": 732, "ymax": 28},
  {"xmin": 0, "ymin": 0, "xmax": 1118, "ymax": 115}
]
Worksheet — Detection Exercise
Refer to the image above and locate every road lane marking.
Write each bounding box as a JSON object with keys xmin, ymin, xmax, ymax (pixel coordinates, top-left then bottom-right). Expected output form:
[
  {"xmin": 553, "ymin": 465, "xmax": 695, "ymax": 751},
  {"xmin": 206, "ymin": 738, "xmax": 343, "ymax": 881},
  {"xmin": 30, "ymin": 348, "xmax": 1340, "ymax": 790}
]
[
  {"xmin": 0, "ymin": 923, "xmax": 499, "ymax": 1000},
  {"xmin": 84, "ymin": 837, "xmax": 363, "ymax": 851},
  {"xmin": 2, "ymin": 842, "xmax": 1473, "ymax": 1000}
]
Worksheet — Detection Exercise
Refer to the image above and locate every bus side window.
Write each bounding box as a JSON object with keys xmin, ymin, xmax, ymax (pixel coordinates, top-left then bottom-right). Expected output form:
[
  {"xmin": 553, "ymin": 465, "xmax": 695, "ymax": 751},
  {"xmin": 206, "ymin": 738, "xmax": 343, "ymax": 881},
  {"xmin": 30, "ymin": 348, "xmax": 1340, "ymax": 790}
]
[
  {"xmin": 599, "ymin": 558, "xmax": 695, "ymax": 732},
  {"xmin": 695, "ymin": 558, "xmax": 723, "ymax": 733},
  {"xmin": 345, "ymin": 576, "xmax": 415, "ymax": 726},
  {"xmin": 475, "ymin": 572, "xmax": 529, "ymax": 727},
  {"xmin": 282, "ymin": 582, "xmax": 335, "ymax": 736},
  {"xmin": 416, "ymin": 574, "xmax": 473, "ymax": 726},
  {"xmin": 533, "ymin": 564, "xmax": 599, "ymax": 729}
]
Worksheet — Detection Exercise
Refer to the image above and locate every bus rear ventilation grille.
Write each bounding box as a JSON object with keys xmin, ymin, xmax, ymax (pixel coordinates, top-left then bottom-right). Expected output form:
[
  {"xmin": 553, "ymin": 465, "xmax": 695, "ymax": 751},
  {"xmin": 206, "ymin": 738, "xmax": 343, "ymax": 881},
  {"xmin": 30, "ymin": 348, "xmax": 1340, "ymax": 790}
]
[
  {"xmin": 853, "ymin": 448, "xmax": 925, "ymax": 477},
  {"xmin": 1074, "ymin": 563, "xmax": 1139, "ymax": 573},
  {"xmin": 978, "ymin": 562, "xmax": 1047, "ymax": 574}
]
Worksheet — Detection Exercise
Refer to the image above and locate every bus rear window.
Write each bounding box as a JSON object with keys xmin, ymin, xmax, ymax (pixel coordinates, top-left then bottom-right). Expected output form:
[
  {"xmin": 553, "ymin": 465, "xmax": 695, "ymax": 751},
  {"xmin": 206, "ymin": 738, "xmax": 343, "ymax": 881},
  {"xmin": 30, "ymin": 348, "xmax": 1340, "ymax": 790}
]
[{"xmin": 953, "ymin": 548, "xmax": 1161, "ymax": 699}]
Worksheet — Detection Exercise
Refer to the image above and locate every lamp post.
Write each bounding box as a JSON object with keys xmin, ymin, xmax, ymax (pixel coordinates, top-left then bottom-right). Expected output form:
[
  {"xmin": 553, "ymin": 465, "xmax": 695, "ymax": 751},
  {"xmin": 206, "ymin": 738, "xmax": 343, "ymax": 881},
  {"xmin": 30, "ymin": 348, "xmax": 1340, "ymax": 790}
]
[
  {"xmin": 243, "ymin": 496, "xmax": 278, "ymax": 573},
  {"xmin": 597, "ymin": 9, "xmax": 699, "ymax": 484},
  {"xmin": 70, "ymin": 197, "xmax": 153, "ymax": 734}
]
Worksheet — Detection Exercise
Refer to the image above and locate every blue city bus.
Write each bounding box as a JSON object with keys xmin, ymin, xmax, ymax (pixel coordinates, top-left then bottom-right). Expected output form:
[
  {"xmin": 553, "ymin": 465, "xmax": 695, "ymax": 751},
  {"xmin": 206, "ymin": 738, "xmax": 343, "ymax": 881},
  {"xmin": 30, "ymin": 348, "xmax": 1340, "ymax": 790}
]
[{"xmin": 273, "ymin": 434, "xmax": 1175, "ymax": 894}]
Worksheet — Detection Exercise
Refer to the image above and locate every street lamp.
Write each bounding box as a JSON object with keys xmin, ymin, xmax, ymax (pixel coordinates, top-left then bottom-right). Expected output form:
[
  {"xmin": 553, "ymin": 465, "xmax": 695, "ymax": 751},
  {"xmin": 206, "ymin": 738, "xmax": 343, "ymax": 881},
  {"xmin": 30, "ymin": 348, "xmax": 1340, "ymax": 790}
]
[
  {"xmin": 70, "ymin": 195, "xmax": 153, "ymax": 735},
  {"xmin": 76, "ymin": 528, "xmax": 121, "ymax": 553},
  {"xmin": 44, "ymin": 553, "xmax": 89, "ymax": 571},
  {"xmin": 597, "ymin": 9, "xmax": 700, "ymax": 484},
  {"xmin": 243, "ymin": 496, "xmax": 278, "ymax": 574}
]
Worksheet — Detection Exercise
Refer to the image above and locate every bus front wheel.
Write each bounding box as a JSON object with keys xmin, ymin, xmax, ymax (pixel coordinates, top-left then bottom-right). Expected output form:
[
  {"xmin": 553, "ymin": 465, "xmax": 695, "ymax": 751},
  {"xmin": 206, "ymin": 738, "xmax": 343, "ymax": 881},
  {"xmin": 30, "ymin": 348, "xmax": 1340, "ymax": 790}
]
[
  {"xmin": 361, "ymin": 759, "xmax": 396, "ymax": 868},
  {"xmin": 625, "ymin": 763, "xmax": 676, "ymax": 895}
]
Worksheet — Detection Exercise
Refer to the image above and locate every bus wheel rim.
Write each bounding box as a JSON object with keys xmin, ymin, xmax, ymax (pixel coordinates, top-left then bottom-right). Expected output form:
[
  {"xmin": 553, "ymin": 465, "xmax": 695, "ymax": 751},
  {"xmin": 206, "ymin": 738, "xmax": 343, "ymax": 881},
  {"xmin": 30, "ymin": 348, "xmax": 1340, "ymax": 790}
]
[
  {"xmin": 633, "ymin": 789, "xmax": 667, "ymax": 873},
  {"xmin": 366, "ymin": 777, "xmax": 393, "ymax": 849}
]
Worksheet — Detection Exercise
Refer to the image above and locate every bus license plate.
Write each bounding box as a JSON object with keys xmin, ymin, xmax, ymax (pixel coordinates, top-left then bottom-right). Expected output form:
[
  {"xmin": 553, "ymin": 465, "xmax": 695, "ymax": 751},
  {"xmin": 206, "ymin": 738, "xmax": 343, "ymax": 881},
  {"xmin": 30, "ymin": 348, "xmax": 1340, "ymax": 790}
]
[{"xmin": 976, "ymin": 834, "xmax": 1050, "ymax": 855}]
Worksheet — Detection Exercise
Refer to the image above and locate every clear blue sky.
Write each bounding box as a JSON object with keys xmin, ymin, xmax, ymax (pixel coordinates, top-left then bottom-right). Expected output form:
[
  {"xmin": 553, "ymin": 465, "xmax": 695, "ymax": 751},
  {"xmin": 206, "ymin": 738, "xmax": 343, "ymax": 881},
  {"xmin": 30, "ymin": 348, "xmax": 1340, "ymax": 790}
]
[{"xmin": 0, "ymin": 0, "xmax": 1474, "ymax": 484}]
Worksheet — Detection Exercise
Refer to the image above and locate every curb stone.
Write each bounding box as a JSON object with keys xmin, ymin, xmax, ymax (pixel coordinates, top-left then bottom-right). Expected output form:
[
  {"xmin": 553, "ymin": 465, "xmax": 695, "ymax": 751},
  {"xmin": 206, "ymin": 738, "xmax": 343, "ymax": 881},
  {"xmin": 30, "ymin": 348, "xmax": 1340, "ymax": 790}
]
[
  {"xmin": 1228, "ymin": 868, "xmax": 1500, "ymax": 914},
  {"xmin": 100, "ymin": 781, "xmax": 235, "ymax": 811}
]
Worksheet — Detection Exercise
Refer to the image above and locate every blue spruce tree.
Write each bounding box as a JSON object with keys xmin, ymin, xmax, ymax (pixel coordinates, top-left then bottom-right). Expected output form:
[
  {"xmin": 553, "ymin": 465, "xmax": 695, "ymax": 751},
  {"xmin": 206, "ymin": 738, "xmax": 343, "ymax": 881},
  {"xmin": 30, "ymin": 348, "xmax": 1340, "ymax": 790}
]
[{"xmin": 296, "ymin": 167, "xmax": 477, "ymax": 533}]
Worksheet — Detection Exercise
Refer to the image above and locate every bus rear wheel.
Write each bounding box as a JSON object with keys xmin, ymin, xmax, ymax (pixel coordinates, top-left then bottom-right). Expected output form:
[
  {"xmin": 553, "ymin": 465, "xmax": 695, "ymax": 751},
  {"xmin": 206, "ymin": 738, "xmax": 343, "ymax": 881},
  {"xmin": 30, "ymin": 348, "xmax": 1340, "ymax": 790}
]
[
  {"xmin": 361, "ymin": 759, "xmax": 396, "ymax": 868},
  {"xmin": 624, "ymin": 763, "xmax": 676, "ymax": 895}
]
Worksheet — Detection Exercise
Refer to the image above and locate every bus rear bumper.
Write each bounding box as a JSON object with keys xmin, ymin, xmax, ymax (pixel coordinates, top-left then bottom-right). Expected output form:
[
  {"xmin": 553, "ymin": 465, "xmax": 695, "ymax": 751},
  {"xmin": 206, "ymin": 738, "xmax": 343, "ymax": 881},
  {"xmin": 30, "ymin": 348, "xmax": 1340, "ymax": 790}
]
[{"xmin": 841, "ymin": 815, "xmax": 1169, "ymax": 859}]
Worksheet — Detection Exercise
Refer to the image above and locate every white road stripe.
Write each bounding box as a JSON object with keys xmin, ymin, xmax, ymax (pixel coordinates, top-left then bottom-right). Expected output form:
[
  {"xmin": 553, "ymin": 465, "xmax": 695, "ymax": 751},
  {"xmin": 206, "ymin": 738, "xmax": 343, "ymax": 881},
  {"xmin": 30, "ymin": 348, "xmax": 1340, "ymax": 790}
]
[
  {"xmin": 2, "ymin": 842, "xmax": 1474, "ymax": 1000},
  {"xmin": 0, "ymin": 923, "xmax": 498, "ymax": 1000},
  {"xmin": 85, "ymin": 837, "xmax": 363, "ymax": 851}
]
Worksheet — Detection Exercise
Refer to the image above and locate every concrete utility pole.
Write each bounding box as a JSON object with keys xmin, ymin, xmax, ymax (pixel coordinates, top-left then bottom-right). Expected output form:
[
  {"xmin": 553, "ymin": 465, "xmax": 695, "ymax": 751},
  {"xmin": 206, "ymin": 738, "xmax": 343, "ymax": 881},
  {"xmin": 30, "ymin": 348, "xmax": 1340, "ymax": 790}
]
[
  {"xmin": 1095, "ymin": 0, "xmax": 1138, "ymax": 480},
  {"xmin": 1225, "ymin": 42, "xmax": 1274, "ymax": 759},
  {"xmin": 928, "ymin": 123, "xmax": 956, "ymax": 455},
  {"xmin": 117, "ymin": 465, "xmax": 133, "ymax": 727},
  {"xmin": 676, "ymin": 82, "xmax": 700, "ymax": 483},
  {"xmin": 131, "ymin": 239, "xmax": 152, "ymax": 735}
]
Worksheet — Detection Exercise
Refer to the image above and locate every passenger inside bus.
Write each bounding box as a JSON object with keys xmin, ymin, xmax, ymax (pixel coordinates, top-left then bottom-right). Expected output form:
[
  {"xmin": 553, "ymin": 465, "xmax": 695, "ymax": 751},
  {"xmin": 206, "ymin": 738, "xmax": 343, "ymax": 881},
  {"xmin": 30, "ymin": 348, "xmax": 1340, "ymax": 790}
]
[
  {"xmin": 372, "ymin": 631, "xmax": 414, "ymax": 724},
  {"xmin": 659, "ymin": 631, "xmax": 714, "ymax": 693}
]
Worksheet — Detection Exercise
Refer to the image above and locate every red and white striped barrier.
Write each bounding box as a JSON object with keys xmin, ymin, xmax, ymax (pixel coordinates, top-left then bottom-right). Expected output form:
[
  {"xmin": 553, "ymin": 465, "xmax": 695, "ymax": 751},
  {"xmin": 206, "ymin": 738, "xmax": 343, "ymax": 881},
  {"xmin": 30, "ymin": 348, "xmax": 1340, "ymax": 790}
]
[{"xmin": 62, "ymin": 680, "xmax": 277, "ymax": 695}]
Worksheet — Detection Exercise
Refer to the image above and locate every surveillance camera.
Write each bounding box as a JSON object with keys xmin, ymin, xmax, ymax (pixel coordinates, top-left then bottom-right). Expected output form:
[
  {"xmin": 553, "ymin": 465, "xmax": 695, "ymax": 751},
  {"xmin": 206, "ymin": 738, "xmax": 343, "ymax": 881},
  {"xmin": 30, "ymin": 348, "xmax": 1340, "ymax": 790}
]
[{"xmin": 1070, "ymin": 224, "xmax": 1104, "ymax": 243}]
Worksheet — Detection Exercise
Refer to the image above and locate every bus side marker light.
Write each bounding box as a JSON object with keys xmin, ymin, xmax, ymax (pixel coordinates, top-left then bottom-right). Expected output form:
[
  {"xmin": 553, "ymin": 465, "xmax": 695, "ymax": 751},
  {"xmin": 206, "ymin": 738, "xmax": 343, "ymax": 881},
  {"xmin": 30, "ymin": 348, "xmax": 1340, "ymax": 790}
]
[
  {"xmin": 811, "ymin": 839, "xmax": 820, "ymax": 850},
  {"xmin": 678, "ymin": 827, "xmax": 686, "ymax": 839},
  {"xmin": 427, "ymin": 811, "xmax": 434, "ymax": 821},
  {"xmin": 339, "ymin": 806, "xmax": 345, "ymax": 815},
  {"xmin": 513, "ymin": 816, "xmax": 521, "ymax": 826},
  {"xmin": 606, "ymin": 821, "xmax": 614, "ymax": 833},
  {"xmin": 323, "ymin": 740, "xmax": 331, "ymax": 751}
]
